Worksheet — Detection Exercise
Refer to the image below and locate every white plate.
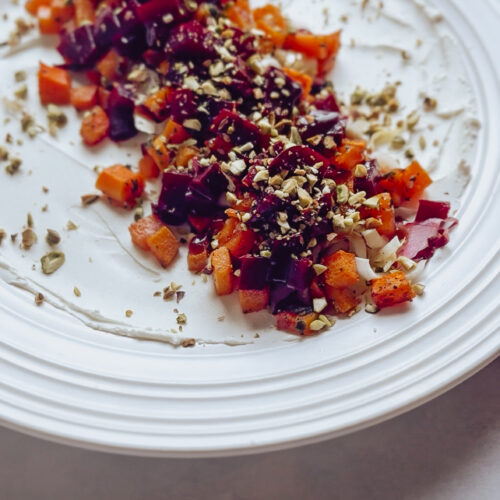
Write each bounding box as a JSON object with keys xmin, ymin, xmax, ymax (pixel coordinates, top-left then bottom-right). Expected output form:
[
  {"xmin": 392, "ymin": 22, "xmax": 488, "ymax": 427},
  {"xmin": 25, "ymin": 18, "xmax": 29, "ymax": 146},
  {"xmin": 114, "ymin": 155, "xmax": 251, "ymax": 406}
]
[{"xmin": 0, "ymin": 0, "xmax": 498, "ymax": 457}]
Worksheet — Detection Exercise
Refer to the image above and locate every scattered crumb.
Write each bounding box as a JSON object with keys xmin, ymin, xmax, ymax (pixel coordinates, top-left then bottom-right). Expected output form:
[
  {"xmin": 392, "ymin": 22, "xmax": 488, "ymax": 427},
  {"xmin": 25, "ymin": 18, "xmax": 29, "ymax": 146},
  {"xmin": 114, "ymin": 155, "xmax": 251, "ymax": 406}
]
[
  {"xmin": 181, "ymin": 338, "xmax": 195, "ymax": 348},
  {"xmin": 73, "ymin": 286, "xmax": 81, "ymax": 297},
  {"xmin": 125, "ymin": 309, "xmax": 133, "ymax": 317},
  {"xmin": 34, "ymin": 292, "xmax": 44, "ymax": 306}
]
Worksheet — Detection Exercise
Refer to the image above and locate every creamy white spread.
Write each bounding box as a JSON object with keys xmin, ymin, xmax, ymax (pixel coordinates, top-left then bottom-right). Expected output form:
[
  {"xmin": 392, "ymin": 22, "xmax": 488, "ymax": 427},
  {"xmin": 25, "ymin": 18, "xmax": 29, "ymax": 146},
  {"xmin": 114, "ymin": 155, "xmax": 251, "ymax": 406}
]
[{"xmin": 0, "ymin": 0, "xmax": 479, "ymax": 347}]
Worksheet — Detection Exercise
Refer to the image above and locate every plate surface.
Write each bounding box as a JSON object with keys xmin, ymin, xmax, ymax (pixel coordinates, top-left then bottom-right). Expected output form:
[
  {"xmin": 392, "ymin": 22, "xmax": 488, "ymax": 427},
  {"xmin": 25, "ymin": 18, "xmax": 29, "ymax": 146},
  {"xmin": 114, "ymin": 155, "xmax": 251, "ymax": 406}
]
[{"xmin": 0, "ymin": 0, "xmax": 498, "ymax": 457}]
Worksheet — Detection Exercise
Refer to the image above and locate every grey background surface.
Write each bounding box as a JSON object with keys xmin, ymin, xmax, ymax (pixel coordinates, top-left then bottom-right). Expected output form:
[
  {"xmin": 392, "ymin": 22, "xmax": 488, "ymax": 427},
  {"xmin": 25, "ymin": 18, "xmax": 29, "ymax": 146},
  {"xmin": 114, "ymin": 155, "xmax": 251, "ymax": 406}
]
[{"xmin": 0, "ymin": 358, "xmax": 498, "ymax": 500}]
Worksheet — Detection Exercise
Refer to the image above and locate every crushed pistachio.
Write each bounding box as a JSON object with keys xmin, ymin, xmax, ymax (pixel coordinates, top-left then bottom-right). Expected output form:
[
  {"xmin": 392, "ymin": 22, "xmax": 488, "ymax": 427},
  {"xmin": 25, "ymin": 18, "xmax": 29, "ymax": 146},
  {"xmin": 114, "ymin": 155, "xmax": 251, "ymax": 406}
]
[
  {"xmin": 176, "ymin": 312, "xmax": 187, "ymax": 325},
  {"xmin": 14, "ymin": 70, "xmax": 26, "ymax": 82},
  {"xmin": 390, "ymin": 135, "xmax": 406, "ymax": 149},
  {"xmin": 406, "ymin": 110, "xmax": 420, "ymax": 131},
  {"xmin": 21, "ymin": 228, "xmax": 36, "ymax": 249},
  {"xmin": 46, "ymin": 229, "xmax": 61, "ymax": 246},
  {"xmin": 34, "ymin": 292, "xmax": 44, "ymax": 306},
  {"xmin": 73, "ymin": 286, "xmax": 81, "ymax": 297},
  {"xmin": 312, "ymin": 263, "xmax": 327, "ymax": 275},
  {"xmin": 419, "ymin": 135, "xmax": 426, "ymax": 150},
  {"xmin": 423, "ymin": 96, "xmax": 437, "ymax": 111},
  {"xmin": 365, "ymin": 303, "xmax": 379, "ymax": 314},
  {"xmin": 336, "ymin": 184, "xmax": 349, "ymax": 204},
  {"xmin": 405, "ymin": 148, "xmax": 415, "ymax": 159},
  {"xmin": 125, "ymin": 309, "xmax": 133, "ymax": 317},
  {"xmin": 0, "ymin": 146, "xmax": 8, "ymax": 161},
  {"xmin": 412, "ymin": 283, "xmax": 425, "ymax": 295},
  {"xmin": 313, "ymin": 297, "xmax": 328, "ymax": 313},
  {"xmin": 27, "ymin": 212, "xmax": 33, "ymax": 228},
  {"xmin": 182, "ymin": 118, "xmax": 202, "ymax": 131},
  {"xmin": 181, "ymin": 338, "xmax": 195, "ymax": 348},
  {"xmin": 41, "ymin": 251, "xmax": 65, "ymax": 275},
  {"xmin": 354, "ymin": 164, "xmax": 367, "ymax": 178},
  {"xmin": 14, "ymin": 84, "xmax": 27, "ymax": 99},
  {"xmin": 5, "ymin": 157, "xmax": 21, "ymax": 174},
  {"xmin": 363, "ymin": 196, "xmax": 380, "ymax": 209},
  {"xmin": 309, "ymin": 319, "xmax": 327, "ymax": 332},
  {"xmin": 81, "ymin": 194, "xmax": 99, "ymax": 206},
  {"xmin": 47, "ymin": 104, "xmax": 67, "ymax": 127},
  {"xmin": 66, "ymin": 220, "xmax": 78, "ymax": 230},
  {"xmin": 0, "ymin": 229, "xmax": 5, "ymax": 245}
]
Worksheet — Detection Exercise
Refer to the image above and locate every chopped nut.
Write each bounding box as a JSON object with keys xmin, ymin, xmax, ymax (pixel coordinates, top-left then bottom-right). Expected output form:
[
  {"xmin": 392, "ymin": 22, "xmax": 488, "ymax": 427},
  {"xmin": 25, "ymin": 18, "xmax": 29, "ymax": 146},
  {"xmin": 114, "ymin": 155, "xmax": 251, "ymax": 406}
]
[
  {"xmin": 125, "ymin": 309, "xmax": 133, "ymax": 317},
  {"xmin": 423, "ymin": 96, "xmax": 437, "ymax": 111},
  {"xmin": 354, "ymin": 164, "xmax": 367, "ymax": 178},
  {"xmin": 336, "ymin": 184, "xmax": 349, "ymax": 204},
  {"xmin": 14, "ymin": 84, "xmax": 27, "ymax": 99},
  {"xmin": 297, "ymin": 187, "xmax": 312, "ymax": 207},
  {"xmin": 14, "ymin": 70, "xmax": 26, "ymax": 82},
  {"xmin": 313, "ymin": 297, "xmax": 328, "ymax": 313},
  {"xmin": 365, "ymin": 303, "xmax": 379, "ymax": 314},
  {"xmin": 406, "ymin": 110, "xmax": 420, "ymax": 131},
  {"xmin": 182, "ymin": 118, "xmax": 202, "ymax": 131},
  {"xmin": 176, "ymin": 312, "xmax": 187, "ymax": 325},
  {"xmin": 47, "ymin": 104, "xmax": 67, "ymax": 127},
  {"xmin": 412, "ymin": 283, "xmax": 425, "ymax": 295},
  {"xmin": 66, "ymin": 220, "xmax": 78, "ymax": 230},
  {"xmin": 34, "ymin": 292, "xmax": 44, "ymax": 306},
  {"xmin": 0, "ymin": 146, "xmax": 8, "ymax": 161},
  {"xmin": 181, "ymin": 338, "xmax": 195, "ymax": 347},
  {"xmin": 309, "ymin": 319, "xmax": 327, "ymax": 332},
  {"xmin": 21, "ymin": 228, "xmax": 36, "ymax": 249},
  {"xmin": 46, "ymin": 229, "xmax": 61, "ymax": 246},
  {"xmin": 363, "ymin": 196, "xmax": 381, "ymax": 209},
  {"xmin": 253, "ymin": 169, "xmax": 269, "ymax": 183},
  {"xmin": 41, "ymin": 251, "xmax": 65, "ymax": 275},
  {"xmin": 5, "ymin": 157, "xmax": 21, "ymax": 174},
  {"xmin": 0, "ymin": 229, "xmax": 5, "ymax": 245},
  {"xmin": 73, "ymin": 286, "xmax": 81, "ymax": 297},
  {"xmin": 419, "ymin": 135, "xmax": 426, "ymax": 150},
  {"xmin": 27, "ymin": 212, "xmax": 33, "ymax": 228},
  {"xmin": 390, "ymin": 135, "xmax": 406, "ymax": 149},
  {"xmin": 81, "ymin": 194, "xmax": 99, "ymax": 206},
  {"xmin": 312, "ymin": 263, "xmax": 327, "ymax": 275},
  {"xmin": 405, "ymin": 148, "xmax": 415, "ymax": 159}
]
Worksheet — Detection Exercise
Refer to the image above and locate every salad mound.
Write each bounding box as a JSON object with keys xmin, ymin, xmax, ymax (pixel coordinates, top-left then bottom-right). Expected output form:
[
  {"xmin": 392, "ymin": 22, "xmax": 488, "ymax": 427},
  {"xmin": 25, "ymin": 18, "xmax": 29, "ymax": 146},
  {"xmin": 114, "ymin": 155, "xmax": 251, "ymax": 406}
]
[{"xmin": 27, "ymin": 0, "xmax": 456, "ymax": 335}]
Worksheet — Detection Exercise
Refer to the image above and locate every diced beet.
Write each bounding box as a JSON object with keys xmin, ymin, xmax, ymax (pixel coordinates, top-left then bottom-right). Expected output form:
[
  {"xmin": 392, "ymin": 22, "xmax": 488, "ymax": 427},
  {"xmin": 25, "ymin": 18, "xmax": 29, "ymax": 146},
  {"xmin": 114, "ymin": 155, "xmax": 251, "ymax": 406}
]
[
  {"xmin": 314, "ymin": 92, "xmax": 340, "ymax": 112},
  {"xmin": 353, "ymin": 159, "xmax": 380, "ymax": 198},
  {"xmin": 239, "ymin": 256, "xmax": 270, "ymax": 290},
  {"xmin": 165, "ymin": 20, "xmax": 216, "ymax": 60},
  {"xmin": 169, "ymin": 88, "xmax": 199, "ymax": 123},
  {"xmin": 107, "ymin": 86, "xmax": 137, "ymax": 141},
  {"xmin": 263, "ymin": 67, "xmax": 302, "ymax": 116},
  {"xmin": 211, "ymin": 109, "xmax": 268, "ymax": 151},
  {"xmin": 268, "ymin": 145, "xmax": 330, "ymax": 175},
  {"xmin": 269, "ymin": 257, "xmax": 313, "ymax": 313},
  {"xmin": 248, "ymin": 193, "xmax": 286, "ymax": 231},
  {"xmin": 188, "ymin": 233, "xmax": 210, "ymax": 254},
  {"xmin": 112, "ymin": 6, "xmax": 147, "ymax": 59},
  {"xmin": 153, "ymin": 171, "xmax": 192, "ymax": 225},
  {"xmin": 57, "ymin": 25, "xmax": 102, "ymax": 68},
  {"xmin": 93, "ymin": 8, "xmax": 121, "ymax": 49},
  {"xmin": 190, "ymin": 163, "xmax": 228, "ymax": 201},
  {"xmin": 296, "ymin": 109, "xmax": 346, "ymax": 147},
  {"xmin": 415, "ymin": 200, "xmax": 451, "ymax": 222},
  {"xmin": 230, "ymin": 29, "xmax": 257, "ymax": 59},
  {"xmin": 137, "ymin": 0, "xmax": 190, "ymax": 23}
]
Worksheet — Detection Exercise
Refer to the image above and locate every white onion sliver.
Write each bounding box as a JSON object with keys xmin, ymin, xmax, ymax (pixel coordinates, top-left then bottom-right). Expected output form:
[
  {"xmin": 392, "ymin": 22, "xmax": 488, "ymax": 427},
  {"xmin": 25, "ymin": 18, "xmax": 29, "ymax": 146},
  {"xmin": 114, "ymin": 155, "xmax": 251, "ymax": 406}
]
[
  {"xmin": 349, "ymin": 234, "xmax": 367, "ymax": 258},
  {"xmin": 406, "ymin": 259, "xmax": 427, "ymax": 282},
  {"xmin": 355, "ymin": 257, "xmax": 380, "ymax": 281},
  {"xmin": 362, "ymin": 229, "xmax": 388, "ymax": 249},
  {"xmin": 134, "ymin": 114, "xmax": 156, "ymax": 135},
  {"xmin": 377, "ymin": 236, "xmax": 402, "ymax": 261}
]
